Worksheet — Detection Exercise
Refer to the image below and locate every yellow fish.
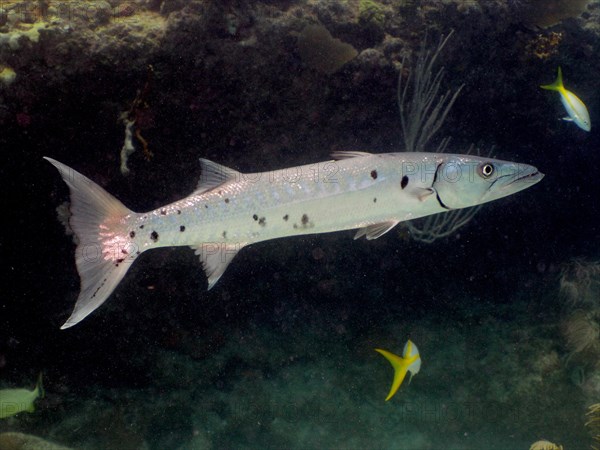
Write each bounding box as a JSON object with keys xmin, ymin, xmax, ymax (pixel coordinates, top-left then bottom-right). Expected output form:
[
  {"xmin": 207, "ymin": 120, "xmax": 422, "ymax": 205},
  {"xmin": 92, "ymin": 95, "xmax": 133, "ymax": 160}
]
[
  {"xmin": 375, "ymin": 340, "xmax": 421, "ymax": 401},
  {"xmin": 0, "ymin": 373, "xmax": 44, "ymax": 419},
  {"xmin": 541, "ymin": 67, "xmax": 591, "ymax": 131}
]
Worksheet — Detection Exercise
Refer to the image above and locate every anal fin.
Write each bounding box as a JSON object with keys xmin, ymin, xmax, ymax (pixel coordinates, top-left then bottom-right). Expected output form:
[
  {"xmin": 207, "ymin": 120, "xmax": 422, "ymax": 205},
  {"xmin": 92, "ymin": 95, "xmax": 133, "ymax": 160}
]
[
  {"xmin": 193, "ymin": 242, "xmax": 246, "ymax": 289},
  {"xmin": 354, "ymin": 221, "xmax": 399, "ymax": 240}
]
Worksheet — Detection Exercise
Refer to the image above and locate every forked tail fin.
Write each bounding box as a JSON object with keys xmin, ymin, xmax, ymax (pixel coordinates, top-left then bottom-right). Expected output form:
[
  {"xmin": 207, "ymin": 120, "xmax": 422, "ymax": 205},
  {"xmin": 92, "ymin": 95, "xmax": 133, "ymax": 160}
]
[
  {"xmin": 44, "ymin": 158, "xmax": 137, "ymax": 329},
  {"xmin": 540, "ymin": 66, "xmax": 564, "ymax": 92}
]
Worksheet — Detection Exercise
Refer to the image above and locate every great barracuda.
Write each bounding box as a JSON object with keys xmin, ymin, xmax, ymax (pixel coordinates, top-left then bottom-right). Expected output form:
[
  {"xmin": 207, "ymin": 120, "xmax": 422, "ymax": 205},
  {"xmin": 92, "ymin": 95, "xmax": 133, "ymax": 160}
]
[{"xmin": 45, "ymin": 152, "xmax": 543, "ymax": 329}]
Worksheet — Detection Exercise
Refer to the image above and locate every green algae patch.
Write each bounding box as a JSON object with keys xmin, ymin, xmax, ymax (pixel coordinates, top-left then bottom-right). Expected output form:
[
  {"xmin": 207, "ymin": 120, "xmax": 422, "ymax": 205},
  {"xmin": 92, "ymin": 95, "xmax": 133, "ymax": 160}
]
[{"xmin": 359, "ymin": 0, "xmax": 386, "ymax": 28}]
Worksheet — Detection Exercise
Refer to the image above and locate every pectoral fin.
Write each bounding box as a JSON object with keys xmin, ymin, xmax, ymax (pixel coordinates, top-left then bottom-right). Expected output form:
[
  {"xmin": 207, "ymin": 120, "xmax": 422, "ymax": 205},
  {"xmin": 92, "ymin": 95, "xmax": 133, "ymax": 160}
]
[
  {"xmin": 414, "ymin": 187, "xmax": 435, "ymax": 202},
  {"xmin": 354, "ymin": 221, "xmax": 399, "ymax": 240},
  {"xmin": 331, "ymin": 151, "xmax": 374, "ymax": 160},
  {"xmin": 193, "ymin": 242, "xmax": 246, "ymax": 289}
]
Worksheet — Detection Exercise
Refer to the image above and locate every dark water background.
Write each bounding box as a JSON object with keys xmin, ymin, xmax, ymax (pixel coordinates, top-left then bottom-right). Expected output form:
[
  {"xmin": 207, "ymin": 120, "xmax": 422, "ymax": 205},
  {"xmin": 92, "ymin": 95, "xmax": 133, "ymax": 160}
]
[{"xmin": 1, "ymin": 2, "xmax": 599, "ymax": 448}]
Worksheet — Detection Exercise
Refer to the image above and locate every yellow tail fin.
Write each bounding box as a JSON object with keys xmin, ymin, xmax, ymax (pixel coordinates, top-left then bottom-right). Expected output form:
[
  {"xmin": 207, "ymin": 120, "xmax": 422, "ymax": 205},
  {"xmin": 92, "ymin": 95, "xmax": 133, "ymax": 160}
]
[
  {"xmin": 540, "ymin": 67, "xmax": 564, "ymax": 92},
  {"xmin": 374, "ymin": 348, "xmax": 409, "ymax": 401}
]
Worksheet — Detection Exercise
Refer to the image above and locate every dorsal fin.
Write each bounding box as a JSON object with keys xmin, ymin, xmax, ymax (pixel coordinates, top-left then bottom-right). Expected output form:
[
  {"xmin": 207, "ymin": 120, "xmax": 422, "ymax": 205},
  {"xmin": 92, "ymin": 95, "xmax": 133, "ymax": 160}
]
[
  {"xmin": 331, "ymin": 151, "xmax": 373, "ymax": 160},
  {"xmin": 195, "ymin": 159, "xmax": 241, "ymax": 194}
]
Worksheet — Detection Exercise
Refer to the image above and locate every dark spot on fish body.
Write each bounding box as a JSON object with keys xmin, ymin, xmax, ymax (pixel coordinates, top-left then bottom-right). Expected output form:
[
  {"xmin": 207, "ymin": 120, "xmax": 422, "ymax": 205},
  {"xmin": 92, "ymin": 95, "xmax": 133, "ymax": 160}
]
[
  {"xmin": 253, "ymin": 214, "xmax": 258, "ymax": 221},
  {"xmin": 177, "ymin": 209, "xmax": 181, "ymax": 215},
  {"xmin": 371, "ymin": 170, "xmax": 378, "ymax": 180},
  {"xmin": 130, "ymin": 231, "xmax": 136, "ymax": 238},
  {"xmin": 283, "ymin": 214, "xmax": 289, "ymax": 221},
  {"xmin": 401, "ymin": 176, "xmax": 408, "ymax": 189},
  {"xmin": 160, "ymin": 209, "xmax": 167, "ymax": 215},
  {"xmin": 224, "ymin": 198, "xmax": 230, "ymax": 204},
  {"xmin": 222, "ymin": 231, "xmax": 227, "ymax": 238},
  {"xmin": 205, "ymin": 204, "xmax": 208, "ymax": 209},
  {"xmin": 295, "ymin": 213, "xmax": 313, "ymax": 229},
  {"xmin": 258, "ymin": 217, "xmax": 266, "ymax": 226},
  {"xmin": 180, "ymin": 226, "xmax": 186, "ymax": 232},
  {"xmin": 150, "ymin": 231, "xmax": 159, "ymax": 242},
  {"xmin": 121, "ymin": 249, "xmax": 128, "ymax": 255},
  {"xmin": 139, "ymin": 224, "xmax": 145, "ymax": 229},
  {"xmin": 373, "ymin": 198, "xmax": 377, "ymax": 203}
]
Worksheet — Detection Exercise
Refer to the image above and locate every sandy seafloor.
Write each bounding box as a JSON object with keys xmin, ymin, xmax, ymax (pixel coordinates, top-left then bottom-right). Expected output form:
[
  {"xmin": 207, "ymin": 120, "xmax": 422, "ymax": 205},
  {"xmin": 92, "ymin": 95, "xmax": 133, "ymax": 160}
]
[{"xmin": 2, "ymin": 0, "xmax": 600, "ymax": 449}]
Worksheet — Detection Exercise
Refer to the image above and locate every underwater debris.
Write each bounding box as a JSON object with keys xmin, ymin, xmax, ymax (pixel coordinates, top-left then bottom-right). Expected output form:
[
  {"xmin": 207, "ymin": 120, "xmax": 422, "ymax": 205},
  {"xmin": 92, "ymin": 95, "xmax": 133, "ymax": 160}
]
[
  {"xmin": 529, "ymin": 440, "xmax": 563, "ymax": 450},
  {"xmin": 119, "ymin": 64, "xmax": 155, "ymax": 175},
  {"xmin": 119, "ymin": 117, "xmax": 136, "ymax": 175},
  {"xmin": 55, "ymin": 201, "xmax": 76, "ymax": 243},
  {"xmin": 296, "ymin": 24, "xmax": 358, "ymax": 75}
]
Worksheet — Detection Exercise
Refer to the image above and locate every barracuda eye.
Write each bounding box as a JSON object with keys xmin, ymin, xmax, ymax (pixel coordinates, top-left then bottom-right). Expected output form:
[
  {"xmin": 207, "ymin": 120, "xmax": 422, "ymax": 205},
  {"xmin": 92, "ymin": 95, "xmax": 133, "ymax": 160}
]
[{"xmin": 479, "ymin": 163, "xmax": 495, "ymax": 178}]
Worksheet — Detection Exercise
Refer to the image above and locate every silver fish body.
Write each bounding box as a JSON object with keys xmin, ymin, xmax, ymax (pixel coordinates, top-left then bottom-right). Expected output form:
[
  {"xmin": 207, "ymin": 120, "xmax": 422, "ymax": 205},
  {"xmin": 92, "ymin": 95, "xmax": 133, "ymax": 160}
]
[{"xmin": 45, "ymin": 151, "xmax": 543, "ymax": 328}]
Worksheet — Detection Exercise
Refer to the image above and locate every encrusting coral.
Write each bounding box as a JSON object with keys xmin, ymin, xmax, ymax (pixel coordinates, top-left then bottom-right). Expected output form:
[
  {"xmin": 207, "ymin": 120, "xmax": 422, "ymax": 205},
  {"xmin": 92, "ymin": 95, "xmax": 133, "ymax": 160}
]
[
  {"xmin": 559, "ymin": 260, "xmax": 600, "ymax": 363},
  {"xmin": 562, "ymin": 309, "xmax": 600, "ymax": 355},
  {"xmin": 587, "ymin": 403, "xmax": 600, "ymax": 450},
  {"xmin": 559, "ymin": 259, "xmax": 600, "ymax": 305},
  {"xmin": 529, "ymin": 440, "xmax": 563, "ymax": 450}
]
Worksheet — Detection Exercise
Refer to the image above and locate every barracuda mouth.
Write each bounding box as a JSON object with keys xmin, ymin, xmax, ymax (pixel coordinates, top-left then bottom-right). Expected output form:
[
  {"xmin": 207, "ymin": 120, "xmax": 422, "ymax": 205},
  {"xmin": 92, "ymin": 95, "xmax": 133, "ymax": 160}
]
[
  {"xmin": 506, "ymin": 168, "xmax": 544, "ymax": 187},
  {"xmin": 486, "ymin": 165, "xmax": 544, "ymax": 196}
]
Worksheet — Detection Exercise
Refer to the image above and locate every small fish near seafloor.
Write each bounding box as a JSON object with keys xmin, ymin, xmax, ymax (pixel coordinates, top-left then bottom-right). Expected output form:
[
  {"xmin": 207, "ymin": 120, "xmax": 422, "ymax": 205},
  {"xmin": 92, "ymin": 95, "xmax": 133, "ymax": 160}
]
[
  {"xmin": 375, "ymin": 340, "xmax": 421, "ymax": 401},
  {"xmin": 0, "ymin": 373, "xmax": 43, "ymax": 419},
  {"xmin": 541, "ymin": 67, "xmax": 591, "ymax": 132},
  {"xmin": 44, "ymin": 151, "xmax": 543, "ymax": 329}
]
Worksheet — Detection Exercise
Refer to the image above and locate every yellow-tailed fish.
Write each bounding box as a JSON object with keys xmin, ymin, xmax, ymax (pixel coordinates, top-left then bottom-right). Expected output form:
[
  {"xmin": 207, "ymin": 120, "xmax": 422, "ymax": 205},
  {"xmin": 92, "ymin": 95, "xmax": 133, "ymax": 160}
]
[
  {"xmin": 541, "ymin": 67, "xmax": 590, "ymax": 131},
  {"xmin": 375, "ymin": 340, "xmax": 421, "ymax": 401},
  {"xmin": 0, "ymin": 373, "xmax": 44, "ymax": 419}
]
